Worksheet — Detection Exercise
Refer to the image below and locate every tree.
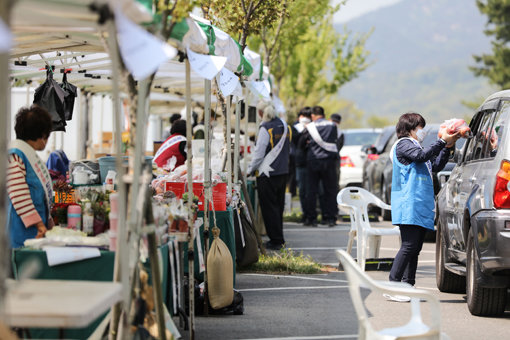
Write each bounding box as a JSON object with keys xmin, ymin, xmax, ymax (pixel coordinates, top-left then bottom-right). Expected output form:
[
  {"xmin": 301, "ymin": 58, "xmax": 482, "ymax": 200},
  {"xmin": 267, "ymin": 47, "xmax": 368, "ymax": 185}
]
[
  {"xmin": 123, "ymin": 0, "xmax": 194, "ymax": 149},
  {"xmin": 251, "ymin": 0, "xmax": 332, "ymax": 69},
  {"xmin": 472, "ymin": 0, "xmax": 510, "ymax": 89},
  {"xmin": 277, "ymin": 14, "xmax": 370, "ymax": 116},
  {"xmin": 199, "ymin": 0, "xmax": 284, "ymax": 51},
  {"xmin": 366, "ymin": 115, "xmax": 393, "ymax": 128},
  {"xmin": 317, "ymin": 95, "xmax": 364, "ymax": 129}
]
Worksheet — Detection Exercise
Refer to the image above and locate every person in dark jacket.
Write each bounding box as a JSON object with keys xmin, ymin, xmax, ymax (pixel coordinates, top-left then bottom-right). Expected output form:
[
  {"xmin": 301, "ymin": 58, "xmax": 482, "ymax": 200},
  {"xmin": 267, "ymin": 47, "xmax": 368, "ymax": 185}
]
[
  {"xmin": 385, "ymin": 112, "xmax": 459, "ymax": 302},
  {"xmin": 293, "ymin": 107, "xmax": 312, "ymax": 222},
  {"xmin": 248, "ymin": 101, "xmax": 291, "ymax": 250},
  {"xmin": 298, "ymin": 106, "xmax": 339, "ymax": 226}
]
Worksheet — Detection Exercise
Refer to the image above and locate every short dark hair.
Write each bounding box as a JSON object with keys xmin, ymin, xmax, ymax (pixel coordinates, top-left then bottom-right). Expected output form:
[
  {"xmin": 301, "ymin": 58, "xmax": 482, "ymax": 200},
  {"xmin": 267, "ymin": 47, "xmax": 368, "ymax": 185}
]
[
  {"xmin": 298, "ymin": 106, "xmax": 312, "ymax": 119},
  {"xmin": 170, "ymin": 119, "xmax": 187, "ymax": 136},
  {"xmin": 312, "ymin": 106, "xmax": 325, "ymax": 117},
  {"xmin": 170, "ymin": 113, "xmax": 181, "ymax": 124},
  {"xmin": 330, "ymin": 113, "xmax": 342, "ymax": 123},
  {"xmin": 15, "ymin": 105, "xmax": 52, "ymax": 141},
  {"xmin": 396, "ymin": 112, "xmax": 426, "ymax": 138}
]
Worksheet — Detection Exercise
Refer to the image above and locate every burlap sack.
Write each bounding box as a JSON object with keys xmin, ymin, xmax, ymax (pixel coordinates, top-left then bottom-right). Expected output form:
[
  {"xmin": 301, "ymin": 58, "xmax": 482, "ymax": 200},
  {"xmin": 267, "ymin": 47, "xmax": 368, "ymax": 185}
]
[{"xmin": 207, "ymin": 227, "xmax": 234, "ymax": 309}]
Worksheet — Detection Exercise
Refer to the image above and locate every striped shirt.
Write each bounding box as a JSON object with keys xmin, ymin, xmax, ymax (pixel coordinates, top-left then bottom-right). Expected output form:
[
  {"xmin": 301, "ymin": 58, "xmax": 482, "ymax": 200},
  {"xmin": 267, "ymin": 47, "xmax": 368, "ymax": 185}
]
[{"xmin": 7, "ymin": 153, "xmax": 42, "ymax": 228}]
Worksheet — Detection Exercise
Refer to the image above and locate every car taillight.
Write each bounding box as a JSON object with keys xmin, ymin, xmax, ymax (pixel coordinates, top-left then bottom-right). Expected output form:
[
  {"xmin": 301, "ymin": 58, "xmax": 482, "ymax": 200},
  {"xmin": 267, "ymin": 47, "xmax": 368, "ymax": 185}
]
[
  {"xmin": 367, "ymin": 154, "xmax": 379, "ymax": 161},
  {"xmin": 494, "ymin": 160, "xmax": 510, "ymax": 208},
  {"xmin": 341, "ymin": 156, "xmax": 355, "ymax": 167}
]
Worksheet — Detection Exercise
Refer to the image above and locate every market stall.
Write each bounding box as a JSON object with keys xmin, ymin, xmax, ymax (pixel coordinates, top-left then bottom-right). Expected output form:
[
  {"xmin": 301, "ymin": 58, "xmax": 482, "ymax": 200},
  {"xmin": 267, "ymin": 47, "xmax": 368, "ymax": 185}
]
[{"xmin": 2, "ymin": 1, "xmax": 279, "ymax": 339}]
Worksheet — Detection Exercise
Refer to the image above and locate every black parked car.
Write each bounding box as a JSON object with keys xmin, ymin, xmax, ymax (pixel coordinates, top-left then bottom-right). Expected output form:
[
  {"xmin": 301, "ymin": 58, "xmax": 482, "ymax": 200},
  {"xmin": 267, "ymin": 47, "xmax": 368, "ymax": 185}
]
[
  {"xmin": 362, "ymin": 126, "xmax": 395, "ymax": 191},
  {"xmin": 436, "ymin": 90, "xmax": 510, "ymax": 316}
]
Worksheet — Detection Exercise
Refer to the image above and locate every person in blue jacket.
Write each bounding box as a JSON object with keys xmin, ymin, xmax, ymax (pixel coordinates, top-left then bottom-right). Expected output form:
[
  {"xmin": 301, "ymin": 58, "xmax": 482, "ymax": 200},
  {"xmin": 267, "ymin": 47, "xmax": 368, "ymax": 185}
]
[{"xmin": 387, "ymin": 112, "xmax": 459, "ymax": 302}]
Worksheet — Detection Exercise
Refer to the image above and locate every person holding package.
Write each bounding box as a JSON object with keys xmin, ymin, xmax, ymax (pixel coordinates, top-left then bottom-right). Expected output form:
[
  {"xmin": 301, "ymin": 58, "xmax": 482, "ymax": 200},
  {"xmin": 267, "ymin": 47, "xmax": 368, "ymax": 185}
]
[
  {"xmin": 153, "ymin": 119, "xmax": 187, "ymax": 170},
  {"xmin": 386, "ymin": 112, "xmax": 459, "ymax": 302},
  {"xmin": 8, "ymin": 105, "xmax": 54, "ymax": 248},
  {"xmin": 248, "ymin": 100, "xmax": 291, "ymax": 250}
]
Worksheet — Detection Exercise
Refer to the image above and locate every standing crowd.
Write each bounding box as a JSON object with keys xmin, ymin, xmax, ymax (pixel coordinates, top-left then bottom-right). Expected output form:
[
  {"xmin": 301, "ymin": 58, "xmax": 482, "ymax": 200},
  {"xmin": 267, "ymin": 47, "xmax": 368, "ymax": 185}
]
[{"xmin": 248, "ymin": 102, "xmax": 343, "ymax": 250}]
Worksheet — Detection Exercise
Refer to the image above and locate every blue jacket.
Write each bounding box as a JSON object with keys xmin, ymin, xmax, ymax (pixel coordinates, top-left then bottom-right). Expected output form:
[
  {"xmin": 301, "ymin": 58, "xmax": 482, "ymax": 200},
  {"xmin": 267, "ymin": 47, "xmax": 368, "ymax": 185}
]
[
  {"xmin": 391, "ymin": 138, "xmax": 451, "ymax": 230},
  {"xmin": 8, "ymin": 148, "xmax": 50, "ymax": 248}
]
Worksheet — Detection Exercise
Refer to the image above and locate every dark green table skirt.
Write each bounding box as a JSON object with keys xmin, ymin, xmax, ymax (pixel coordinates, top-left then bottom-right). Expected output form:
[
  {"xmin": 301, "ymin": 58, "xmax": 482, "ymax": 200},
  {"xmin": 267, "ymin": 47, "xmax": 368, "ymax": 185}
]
[
  {"xmin": 184, "ymin": 207, "xmax": 236, "ymax": 285},
  {"xmin": 11, "ymin": 244, "xmax": 171, "ymax": 339}
]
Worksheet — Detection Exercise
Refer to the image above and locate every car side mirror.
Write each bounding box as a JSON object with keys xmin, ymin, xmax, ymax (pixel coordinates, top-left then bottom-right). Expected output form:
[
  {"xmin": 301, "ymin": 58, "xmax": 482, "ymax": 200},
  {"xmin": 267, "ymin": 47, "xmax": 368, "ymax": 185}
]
[
  {"xmin": 361, "ymin": 144, "xmax": 370, "ymax": 154},
  {"xmin": 362, "ymin": 144, "xmax": 377, "ymax": 154}
]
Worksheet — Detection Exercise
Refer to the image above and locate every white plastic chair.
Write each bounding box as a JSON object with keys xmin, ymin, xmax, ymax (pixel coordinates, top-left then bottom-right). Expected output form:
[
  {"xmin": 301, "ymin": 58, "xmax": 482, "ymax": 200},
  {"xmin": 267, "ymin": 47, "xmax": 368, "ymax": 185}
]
[
  {"xmin": 337, "ymin": 187, "xmax": 400, "ymax": 271},
  {"xmin": 336, "ymin": 249, "xmax": 450, "ymax": 340}
]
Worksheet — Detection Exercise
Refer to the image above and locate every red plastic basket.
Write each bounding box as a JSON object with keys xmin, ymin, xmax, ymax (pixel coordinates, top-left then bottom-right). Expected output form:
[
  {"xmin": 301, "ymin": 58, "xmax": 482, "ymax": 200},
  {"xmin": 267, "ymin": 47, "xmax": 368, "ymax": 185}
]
[{"xmin": 165, "ymin": 182, "xmax": 227, "ymax": 211}]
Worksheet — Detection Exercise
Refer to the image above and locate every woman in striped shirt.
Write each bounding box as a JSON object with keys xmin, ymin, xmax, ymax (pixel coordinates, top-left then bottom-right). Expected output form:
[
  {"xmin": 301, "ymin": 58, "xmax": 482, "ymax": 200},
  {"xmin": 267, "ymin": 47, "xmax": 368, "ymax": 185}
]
[{"xmin": 8, "ymin": 105, "xmax": 54, "ymax": 248}]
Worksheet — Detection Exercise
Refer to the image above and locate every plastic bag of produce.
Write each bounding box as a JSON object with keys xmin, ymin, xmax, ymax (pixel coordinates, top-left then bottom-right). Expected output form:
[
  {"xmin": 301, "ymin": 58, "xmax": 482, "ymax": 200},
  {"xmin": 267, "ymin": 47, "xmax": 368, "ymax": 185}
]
[
  {"xmin": 207, "ymin": 227, "xmax": 234, "ymax": 309},
  {"xmin": 438, "ymin": 119, "xmax": 472, "ymax": 138}
]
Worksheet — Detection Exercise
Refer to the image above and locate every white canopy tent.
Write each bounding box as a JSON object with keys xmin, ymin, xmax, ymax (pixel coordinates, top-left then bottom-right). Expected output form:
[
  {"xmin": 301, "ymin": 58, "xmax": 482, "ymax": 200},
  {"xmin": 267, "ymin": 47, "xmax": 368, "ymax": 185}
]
[{"xmin": 3, "ymin": 1, "xmax": 279, "ymax": 338}]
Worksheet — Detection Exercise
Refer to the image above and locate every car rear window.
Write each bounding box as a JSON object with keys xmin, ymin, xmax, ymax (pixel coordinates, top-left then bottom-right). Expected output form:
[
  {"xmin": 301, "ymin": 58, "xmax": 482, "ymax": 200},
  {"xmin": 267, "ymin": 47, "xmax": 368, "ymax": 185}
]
[
  {"xmin": 344, "ymin": 131, "xmax": 380, "ymax": 146},
  {"xmin": 423, "ymin": 127, "xmax": 466, "ymax": 149}
]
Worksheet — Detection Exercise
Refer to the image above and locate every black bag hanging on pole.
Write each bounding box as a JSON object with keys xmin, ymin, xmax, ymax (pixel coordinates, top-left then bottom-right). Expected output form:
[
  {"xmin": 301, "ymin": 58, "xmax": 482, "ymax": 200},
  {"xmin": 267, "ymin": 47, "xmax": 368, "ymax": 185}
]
[
  {"xmin": 59, "ymin": 72, "xmax": 77, "ymax": 120},
  {"xmin": 33, "ymin": 68, "xmax": 67, "ymax": 131},
  {"xmin": 233, "ymin": 203, "xmax": 259, "ymax": 267}
]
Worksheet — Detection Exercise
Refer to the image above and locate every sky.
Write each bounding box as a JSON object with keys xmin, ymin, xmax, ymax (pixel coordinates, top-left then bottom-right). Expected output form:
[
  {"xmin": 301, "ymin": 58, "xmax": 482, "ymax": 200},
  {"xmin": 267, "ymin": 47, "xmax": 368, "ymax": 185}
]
[{"xmin": 333, "ymin": 0, "xmax": 403, "ymax": 24}]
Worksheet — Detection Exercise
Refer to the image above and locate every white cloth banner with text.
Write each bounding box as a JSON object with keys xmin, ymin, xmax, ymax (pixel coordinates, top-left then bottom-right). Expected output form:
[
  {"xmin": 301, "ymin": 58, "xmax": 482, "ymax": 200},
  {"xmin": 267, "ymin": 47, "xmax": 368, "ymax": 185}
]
[
  {"xmin": 218, "ymin": 67, "xmax": 239, "ymax": 97},
  {"xmin": 115, "ymin": 9, "xmax": 177, "ymax": 80},
  {"xmin": 187, "ymin": 48, "xmax": 227, "ymax": 80}
]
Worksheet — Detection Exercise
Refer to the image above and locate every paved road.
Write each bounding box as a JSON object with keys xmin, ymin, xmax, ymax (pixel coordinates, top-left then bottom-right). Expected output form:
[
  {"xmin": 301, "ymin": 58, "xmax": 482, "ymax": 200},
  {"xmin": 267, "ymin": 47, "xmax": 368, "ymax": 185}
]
[{"xmin": 191, "ymin": 220, "xmax": 510, "ymax": 340}]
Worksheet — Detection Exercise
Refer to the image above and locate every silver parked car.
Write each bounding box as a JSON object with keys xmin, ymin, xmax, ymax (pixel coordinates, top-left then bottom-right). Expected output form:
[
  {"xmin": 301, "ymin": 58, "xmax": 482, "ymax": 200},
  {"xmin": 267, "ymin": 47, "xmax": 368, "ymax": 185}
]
[{"xmin": 436, "ymin": 90, "xmax": 510, "ymax": 316}]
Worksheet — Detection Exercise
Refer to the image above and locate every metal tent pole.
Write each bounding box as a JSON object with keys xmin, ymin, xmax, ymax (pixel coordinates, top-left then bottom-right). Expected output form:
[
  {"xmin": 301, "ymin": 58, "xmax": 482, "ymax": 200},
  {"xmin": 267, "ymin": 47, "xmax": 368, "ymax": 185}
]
[
  {"xmin": 99, "ymin": 94, "xmax": 104, "ymax": 152},
  {"xmin": 185, "ymin": 58, "xmax": 195, "ymax": 340},
  {"xmin": 202, "ymin": 78, "xmax": 211, "ymax": 315},
  {"xmin": 234, "ymin": 98, "xmax": 241, "ymax": 186},
  {"xmin": 243, "ymin": 91, "xmax": 249, "ymax": 175},
  {"xmin": 0, "ymin": 0, "xmax": 13, "ymax": 316},
  {"xmin": 226, "ymin": 96, "xmax": 232, "ymax": 193},
  {"xmin": 106, "ymin": 19, "xmax": 129, "ymax": 340}
]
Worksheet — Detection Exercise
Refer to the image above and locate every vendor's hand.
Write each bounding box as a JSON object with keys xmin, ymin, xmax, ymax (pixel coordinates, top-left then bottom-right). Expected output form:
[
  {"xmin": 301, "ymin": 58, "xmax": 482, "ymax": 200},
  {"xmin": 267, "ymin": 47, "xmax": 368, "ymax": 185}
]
[
  {"xmin": 442, "ymin": 130, "xmax": 460, "ymax": 148},
  {"xmin": 35, "ymin": 222, "xmax": 47, "ymax": 238}
]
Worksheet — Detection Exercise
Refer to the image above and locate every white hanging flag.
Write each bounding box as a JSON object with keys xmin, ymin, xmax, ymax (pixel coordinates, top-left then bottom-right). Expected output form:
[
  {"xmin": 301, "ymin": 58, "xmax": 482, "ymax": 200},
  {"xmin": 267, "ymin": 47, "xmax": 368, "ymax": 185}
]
[
  {"xmin": 115, "ymin": 9, "xmax": 177, "ymax": 80},
  {"xmin": 232, "ymin": 82, "xmax": 244, "ymax": 98},
  {"xmin": 0, "ymin": 18, "xmax": 12, "ymax": 52},
  {"xmin": 187, "ymin": 47, "xmax": 227, "ymax": 80},
  {"xmin": 248, "ymin": 80, "xmax": 271, "ymax": 99},
  {"xmin": 218, "ymin": 67, "xmax": 239, "ymax": 96}
]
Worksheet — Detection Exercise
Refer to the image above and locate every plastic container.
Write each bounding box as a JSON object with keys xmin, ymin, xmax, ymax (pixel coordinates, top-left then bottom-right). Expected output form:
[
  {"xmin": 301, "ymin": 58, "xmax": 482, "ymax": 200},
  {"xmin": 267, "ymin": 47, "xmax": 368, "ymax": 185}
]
[
  {"xmin": 98, "ymin": 156, "xmax": 153, "ymax": 183},
  {"xmin": 110, "ymin": 193, "xmax": 119, "ymax": 215},
  {"xmin": 109, "ymin": 212, "xmax": 118, "ymax": 232},
  {"xmin": 82, "ymin": 202, "xmax": 94, "ymax": 235},
  {"xmin": 109, "ymin": 231, "xmax": 117, "ymax": 251},
  {"xmin": 67, "ymin": 205, "xmax": 81, "ymax": 230},
  {"xmin": 105, "ymin": 170, "xmax": 116, "ymax": 191},
  {"xmin": 164, "ymin": 182, "xmax": 227, "ymax": 211}
]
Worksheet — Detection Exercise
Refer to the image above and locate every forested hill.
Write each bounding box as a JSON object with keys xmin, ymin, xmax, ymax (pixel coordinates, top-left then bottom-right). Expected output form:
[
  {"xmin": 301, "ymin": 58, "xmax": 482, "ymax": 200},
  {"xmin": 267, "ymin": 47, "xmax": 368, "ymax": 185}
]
[{"xmin": 336, "ymin": 0, "xmax": 496, "ymax": 124}]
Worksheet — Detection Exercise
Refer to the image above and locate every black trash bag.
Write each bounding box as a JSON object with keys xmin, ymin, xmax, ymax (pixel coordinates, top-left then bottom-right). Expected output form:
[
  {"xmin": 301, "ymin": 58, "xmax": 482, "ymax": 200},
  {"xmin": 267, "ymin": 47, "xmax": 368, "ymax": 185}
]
[
  {"xmin": 33, "ymin": 69, "xmax": 67, "ymax": 131},
  {"xmin": 191, "ymin": 279, "xmax": 244, "ymax": 316},
  {"xmin": 233, "ymin": 204, "xmax": 259, "ymax": 267},
  {"xmin": 209, "ymin": 290, "xmax": 244, "ymax": 315},
  {"xmin": 59, "ymin": 72, "xmax": 77, "ymax": 120}
]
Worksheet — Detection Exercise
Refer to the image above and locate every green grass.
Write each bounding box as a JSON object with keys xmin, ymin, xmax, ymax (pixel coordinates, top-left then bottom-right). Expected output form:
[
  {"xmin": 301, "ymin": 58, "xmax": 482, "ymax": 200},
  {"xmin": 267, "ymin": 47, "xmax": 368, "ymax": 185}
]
[
  {"xmin": 242, "ymin": 247, "xmax": 324, "ymax": 274},
  {"xmin": 283, "ymin": 211, "xmax": 304, "ymax": 223}
]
